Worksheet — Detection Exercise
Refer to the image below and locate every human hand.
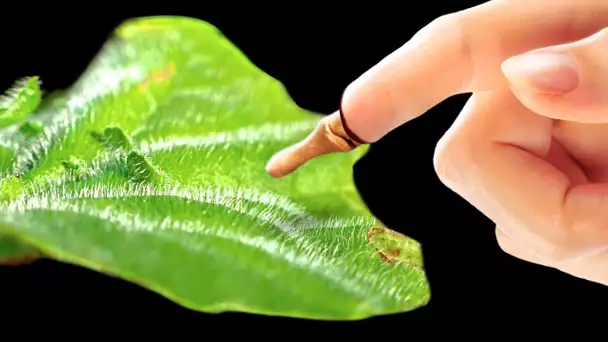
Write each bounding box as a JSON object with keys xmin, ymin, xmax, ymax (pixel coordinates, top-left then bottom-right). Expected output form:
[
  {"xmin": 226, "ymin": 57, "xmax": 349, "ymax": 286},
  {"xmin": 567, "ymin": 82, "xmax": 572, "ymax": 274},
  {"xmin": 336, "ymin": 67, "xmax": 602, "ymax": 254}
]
[{"xmin": 265, "ymin": 0, "xmax": 608, "ymax": 286}]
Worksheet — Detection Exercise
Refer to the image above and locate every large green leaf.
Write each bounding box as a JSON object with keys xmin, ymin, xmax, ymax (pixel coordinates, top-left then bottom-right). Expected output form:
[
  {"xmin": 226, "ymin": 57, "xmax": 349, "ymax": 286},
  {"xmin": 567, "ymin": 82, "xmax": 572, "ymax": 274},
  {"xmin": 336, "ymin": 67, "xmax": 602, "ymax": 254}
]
[{"xmin": 0, "ymin": 16, "xmax": 430, "ymax": 320}]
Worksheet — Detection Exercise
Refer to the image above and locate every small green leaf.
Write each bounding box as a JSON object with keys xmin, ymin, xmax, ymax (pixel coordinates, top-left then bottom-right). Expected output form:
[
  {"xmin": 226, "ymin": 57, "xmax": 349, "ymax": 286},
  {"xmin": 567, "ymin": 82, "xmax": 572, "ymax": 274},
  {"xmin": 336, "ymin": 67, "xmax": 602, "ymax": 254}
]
[
  {"xmin": 0, "ymin": 16, "xmax": 430, "ymax": 320},
  {"xmin": 19, "ymin": 121, "xmax": 44, "ymax": 137},
  {"xmin": 61, "ymin": 156, "xmax": 85, "ymax": 171},
  {"xmin": 0, "ymin": 76, "xmax": 42, "ymax": 128},
  {"xmin": 125, "ymin": 150, "xmax": 164, "ymax": 183},
  {"xmin": 91, "ymin": 127, "xmax": 133, "ymax": 151}
]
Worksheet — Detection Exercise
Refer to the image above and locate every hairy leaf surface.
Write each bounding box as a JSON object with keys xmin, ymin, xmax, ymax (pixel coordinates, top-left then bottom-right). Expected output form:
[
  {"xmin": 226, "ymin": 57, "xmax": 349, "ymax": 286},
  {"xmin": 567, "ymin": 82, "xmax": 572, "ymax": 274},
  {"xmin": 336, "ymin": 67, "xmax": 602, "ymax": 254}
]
[{"xmin": 0, "ymin": 16, "xmax": 430, "ymax": 319}]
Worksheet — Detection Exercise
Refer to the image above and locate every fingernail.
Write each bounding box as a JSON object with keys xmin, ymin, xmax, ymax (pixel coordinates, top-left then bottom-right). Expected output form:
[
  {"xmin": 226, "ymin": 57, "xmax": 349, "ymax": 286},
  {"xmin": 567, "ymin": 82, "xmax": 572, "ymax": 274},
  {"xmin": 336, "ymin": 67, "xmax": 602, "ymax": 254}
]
[{"xmin": 501, "ymin": 52, "xmax": 579, "ymax": 94}]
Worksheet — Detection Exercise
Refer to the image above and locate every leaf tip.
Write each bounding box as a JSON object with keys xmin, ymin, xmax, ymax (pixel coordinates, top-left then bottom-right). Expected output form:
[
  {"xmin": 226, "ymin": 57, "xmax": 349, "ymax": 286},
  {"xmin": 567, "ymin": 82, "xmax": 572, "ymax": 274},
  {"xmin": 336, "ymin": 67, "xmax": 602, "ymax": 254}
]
[
  {"xmin": 367, "ymin": 225, "xmax": 424, "ymax": 268},
  {"xmin": 115, "ymin": 16, "xmax": 216, "ymax": 40}
]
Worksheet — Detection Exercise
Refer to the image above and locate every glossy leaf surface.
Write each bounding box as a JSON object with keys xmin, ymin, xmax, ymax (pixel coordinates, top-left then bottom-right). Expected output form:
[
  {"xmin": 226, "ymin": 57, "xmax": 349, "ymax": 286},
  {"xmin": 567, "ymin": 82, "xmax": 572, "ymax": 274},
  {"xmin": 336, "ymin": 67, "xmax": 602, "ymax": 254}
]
[{"xmin": 0, "ymin": 16, "xmax": 429, "ymax": 320}]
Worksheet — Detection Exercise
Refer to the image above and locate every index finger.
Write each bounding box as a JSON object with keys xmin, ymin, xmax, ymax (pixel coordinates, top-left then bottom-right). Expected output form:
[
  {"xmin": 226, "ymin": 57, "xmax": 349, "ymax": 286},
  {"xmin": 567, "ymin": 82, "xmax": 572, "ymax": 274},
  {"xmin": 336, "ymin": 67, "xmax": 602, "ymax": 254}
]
[{"xmin": 341, "ymin": 0, "xmax": 608, "ymax": 143}]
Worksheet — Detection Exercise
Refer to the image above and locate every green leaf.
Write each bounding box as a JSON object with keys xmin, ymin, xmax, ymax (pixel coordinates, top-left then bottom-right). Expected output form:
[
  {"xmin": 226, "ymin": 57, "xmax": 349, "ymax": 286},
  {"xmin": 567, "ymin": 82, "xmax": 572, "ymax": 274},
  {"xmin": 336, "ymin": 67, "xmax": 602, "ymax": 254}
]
[{"xmin": 0, "ymin": 16, "xmax": 430, "ymax": 320}]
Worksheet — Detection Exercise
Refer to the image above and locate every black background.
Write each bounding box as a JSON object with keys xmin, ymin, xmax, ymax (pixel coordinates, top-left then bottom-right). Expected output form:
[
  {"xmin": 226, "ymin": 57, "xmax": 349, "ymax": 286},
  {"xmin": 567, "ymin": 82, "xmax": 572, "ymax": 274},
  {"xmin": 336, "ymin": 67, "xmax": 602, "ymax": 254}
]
[{"xmin": 1, "ymin": 1, "xmax": 607, "ymax": 336}]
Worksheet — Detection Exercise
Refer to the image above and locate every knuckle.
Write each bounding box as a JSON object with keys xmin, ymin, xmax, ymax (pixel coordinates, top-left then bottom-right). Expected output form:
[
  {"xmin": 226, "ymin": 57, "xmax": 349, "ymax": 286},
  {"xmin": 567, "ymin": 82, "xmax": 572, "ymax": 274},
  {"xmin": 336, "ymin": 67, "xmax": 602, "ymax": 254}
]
[
  {"xmin": 433, "ymin": 131, "xmax": 466, "ymax": 189},
  {"xmin": 495, "ymin": 230, "xmax": 513, "ymax": 254},
  {"xmin": 428, "ymin": 13, "xmax": 462, "ymax": 32},
  {"xmin": 532, "ymin": 243, "xmax": 572, "ymax": 263},
  {"xmin": 433, "ymin": 92, "xmax": 481, "ymax": 190},
  {"xmin": 494, "ymin": 228, "xmax": 534, "ymax": 263},
  {"xmin": 539, "ymin": 203, "xmax": 608, "ymax": 262},
  {"xmin": 413, "ymin": 13, "xmax": 467, "ymax": 52},
  {"xmin": 494, "ymin": 226, "xmax": 560, "ymax": 262},
  {"xmin": 496, "ymin": 213, "xmax": 602, "ymax": 264},
  {"xmin": 519, "ymin": 221, "xmax": 583, "ymax": 263},
  {"xmin": 421, "ymin": 13, "xmax": 468, "ymax": 52},
  {"xmin": 576, "ymin": 27, "xmax": 608, "ymax": 55},
  {"xmin": 432, "ymin": 136, "xmax": 451, "ymax": 185}
]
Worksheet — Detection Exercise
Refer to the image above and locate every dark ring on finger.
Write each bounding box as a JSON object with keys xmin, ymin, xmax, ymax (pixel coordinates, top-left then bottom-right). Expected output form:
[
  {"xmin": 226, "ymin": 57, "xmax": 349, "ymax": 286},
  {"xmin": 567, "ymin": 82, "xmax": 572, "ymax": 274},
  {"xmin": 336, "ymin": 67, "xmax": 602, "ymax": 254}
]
[{"xmin": 339, "ymin": 90, "xmax": 371, "ymax": 145}]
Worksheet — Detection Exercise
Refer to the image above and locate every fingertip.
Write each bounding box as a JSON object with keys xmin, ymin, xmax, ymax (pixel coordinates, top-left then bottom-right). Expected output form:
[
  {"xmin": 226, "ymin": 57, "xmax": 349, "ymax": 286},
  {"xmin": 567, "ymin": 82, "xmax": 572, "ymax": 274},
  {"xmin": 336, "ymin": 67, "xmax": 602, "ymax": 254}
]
[
  {"xmin": 265, "ymin": 141, "xmax": 310, "ymax": 178},
  {"xmin": 265, "ymin": 111, "xmax": 366, "ymax": 178},
  {"xmin": 265, "ymin": 150, "xmax": 292, "ymax": 178}
]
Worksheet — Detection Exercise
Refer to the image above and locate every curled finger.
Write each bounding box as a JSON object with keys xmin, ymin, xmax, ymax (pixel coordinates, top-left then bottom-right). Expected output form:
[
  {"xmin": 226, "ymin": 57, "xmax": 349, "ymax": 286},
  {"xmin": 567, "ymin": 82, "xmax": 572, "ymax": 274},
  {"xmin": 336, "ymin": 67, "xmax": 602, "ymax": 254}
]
[{"xmin": 434, "ymin": 90, "xmax": 608, "ymax": 262}]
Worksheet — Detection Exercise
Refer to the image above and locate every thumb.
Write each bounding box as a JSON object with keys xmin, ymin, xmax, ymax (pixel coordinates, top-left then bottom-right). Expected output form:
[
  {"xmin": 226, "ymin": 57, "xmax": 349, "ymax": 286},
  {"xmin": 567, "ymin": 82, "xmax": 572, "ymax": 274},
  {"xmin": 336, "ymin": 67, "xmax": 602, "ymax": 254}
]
[{"xmin": 501, "ymin": 28, "xmax": 608, "ymax": 123}]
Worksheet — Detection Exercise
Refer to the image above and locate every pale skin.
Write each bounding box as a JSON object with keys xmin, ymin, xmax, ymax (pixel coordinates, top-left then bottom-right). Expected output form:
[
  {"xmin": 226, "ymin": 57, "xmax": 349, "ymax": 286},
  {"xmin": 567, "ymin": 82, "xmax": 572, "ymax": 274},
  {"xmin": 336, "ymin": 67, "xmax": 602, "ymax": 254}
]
[{"xmin": 265, "ymin": 0, "xmax": 608, "ymax": 286}]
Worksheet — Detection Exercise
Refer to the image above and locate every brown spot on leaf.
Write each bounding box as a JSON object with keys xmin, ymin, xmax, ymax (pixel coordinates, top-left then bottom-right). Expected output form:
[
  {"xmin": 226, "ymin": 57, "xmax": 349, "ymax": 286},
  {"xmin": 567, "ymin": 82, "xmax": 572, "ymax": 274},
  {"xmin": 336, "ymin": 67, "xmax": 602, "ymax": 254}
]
[
  {"xmin": 367, "ymin": 224, "xmax": 424, "ymax": 268},
  {"xmin": 0, "ymin": 255, "xmax": 39, "ymax": 267},
  {"xmin": 368, "ymin": 227, "xmax": 396, "ymax": 264}
]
